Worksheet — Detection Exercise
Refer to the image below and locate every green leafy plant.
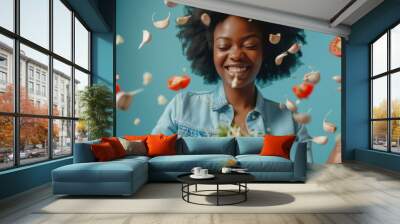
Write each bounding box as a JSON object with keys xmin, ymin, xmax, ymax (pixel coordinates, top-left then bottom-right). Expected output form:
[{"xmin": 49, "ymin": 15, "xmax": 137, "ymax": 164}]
[{"xmin": 79, "ymin": 84, "xmax": 113, "ymax": 140}]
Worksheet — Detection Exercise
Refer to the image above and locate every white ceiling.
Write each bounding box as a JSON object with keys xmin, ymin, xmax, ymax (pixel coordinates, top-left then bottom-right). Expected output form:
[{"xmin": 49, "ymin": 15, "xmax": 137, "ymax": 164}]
[{"xmin": 172, "ymin": 0, "xmax": 384, "ymax": 38}]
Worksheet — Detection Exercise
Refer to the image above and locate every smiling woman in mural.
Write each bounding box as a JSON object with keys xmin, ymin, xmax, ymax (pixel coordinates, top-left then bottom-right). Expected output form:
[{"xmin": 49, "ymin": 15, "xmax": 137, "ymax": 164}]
[{"xmin": 152, "ymin": 7, "xmax": 309, "ymax": 140}]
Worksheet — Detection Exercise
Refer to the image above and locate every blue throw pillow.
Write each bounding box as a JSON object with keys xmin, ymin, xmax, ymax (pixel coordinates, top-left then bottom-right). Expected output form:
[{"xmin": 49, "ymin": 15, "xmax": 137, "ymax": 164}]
[
  {"xmin": 178, "ymin": 137, "xmax": 235, "ymax": 155},
  {"xmin": 236, "ymin": 137, "xmax": 264, "ymax": 155}
]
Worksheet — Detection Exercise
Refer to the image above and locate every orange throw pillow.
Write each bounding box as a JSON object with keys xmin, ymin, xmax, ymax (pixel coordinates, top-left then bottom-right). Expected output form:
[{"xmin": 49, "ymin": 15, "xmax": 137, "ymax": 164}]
[
  {"xmin": 259, "ymin": 135, "xmax": 296, "ymax": 160},
  {"xmin": 146, "ymin": 134, "xmax": 177, "ymax": 157},
  {"xmin": 91, "ymin": 142, "xmax": 117, "ymax": 161},
  {"xmin": 101, "ymin": 137, "xmax": 127, "ymax": 158},
  {"xmin": 124, "ymin": 135, "xmax": 148, "ymax": 141}
]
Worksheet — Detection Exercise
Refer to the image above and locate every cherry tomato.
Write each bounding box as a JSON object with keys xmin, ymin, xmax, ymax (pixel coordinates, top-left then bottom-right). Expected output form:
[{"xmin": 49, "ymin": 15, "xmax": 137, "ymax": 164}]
[
  {"xmin": 292, "ymin": 82, "xmax": 314, "ymax": 99},
  {"xmin": 329, "ymin": 36, "xmax": 341, "ymax": 57},
  {"xmin": 168, "ymin": 75, "xmax": 191, "ymax": 91}
]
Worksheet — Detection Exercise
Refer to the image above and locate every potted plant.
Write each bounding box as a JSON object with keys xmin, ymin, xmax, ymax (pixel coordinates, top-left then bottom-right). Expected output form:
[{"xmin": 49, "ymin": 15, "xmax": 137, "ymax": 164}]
[{"xmin": 79, "ymin": 84, "xmax": 113, "ymax": 140}]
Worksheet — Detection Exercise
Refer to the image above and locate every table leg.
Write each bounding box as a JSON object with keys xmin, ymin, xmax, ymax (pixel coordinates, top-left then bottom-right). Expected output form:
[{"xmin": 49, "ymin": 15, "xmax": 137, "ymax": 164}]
[
  {"xmin": 245, "ymin": 183, "xmax": 247, "ymax": 201},
  {"xmin": 217, "ymin": 184, "xmax": 219, "ymax": 206}
]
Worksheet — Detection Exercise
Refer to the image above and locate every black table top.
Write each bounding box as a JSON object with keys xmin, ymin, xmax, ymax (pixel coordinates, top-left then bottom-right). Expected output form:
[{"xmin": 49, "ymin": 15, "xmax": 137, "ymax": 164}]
[{"xmin": 177, "ymin": 172, "xmax": 255, "ymax": 185}]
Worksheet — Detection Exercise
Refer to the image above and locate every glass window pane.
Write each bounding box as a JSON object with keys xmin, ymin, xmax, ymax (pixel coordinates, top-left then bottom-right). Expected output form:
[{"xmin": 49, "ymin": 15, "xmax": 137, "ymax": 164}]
[
  {"xmin": 74, "ymin": 69, "xmax": 89, "ymax": 118},
  {"xmin": 20, "ymin": 117, "xmax": 49, "ymax": 165},
  {"xmin": 53, "ymin": 0, "xmax": 72, "ymax": 60},
  {"xmin": 391, "ymin": 121, "xmax": 400, "ymax": 153},
  {"xmin": 391, "ymin": 72, "xmax": 400, "ymax": 118},
  {"xmin": 0, "ymin": 116, "xmax": 14, "ymax": 170},
  {"xmin": 74, "ymin": 18, "xmax": 89, "ymax": 70},
  {"xmin": 372, "ymin": 33, "xmax": 387, "ymax": 76},
  {"xmin": 0, "ymin": 34, "xmax": 14, "ymax": 112},
  {"xmin": 20, "ymin": 0, "xmax": 49, "ymax": 49},
  {"xmin": 372, "ymin": 77, "xmax": 387, "ymax": 119},
  {"xmin": 75, "ymin": 120, "xmax": 88, "ymax": 143},
  {"xmin": 0, "ymin": 0, "xmax": 14, "ymax": 31},
  {"xmin": 20, "ymin": 44, "xmax": 49, "ymax": 115},
  {"xmin": 372, "ymin": 121, "xmax": 388, "ymax": 151},
  {"xmin": 391, "ymin": 24, "xmax": 400, "ymax": 70},
  {"xmin": 53, "ymin": 119, "xmax": 72, "ymax": 158},
  {"xmin": 53, "ymin": 59, "xmax": 72, "ymax": 117}
]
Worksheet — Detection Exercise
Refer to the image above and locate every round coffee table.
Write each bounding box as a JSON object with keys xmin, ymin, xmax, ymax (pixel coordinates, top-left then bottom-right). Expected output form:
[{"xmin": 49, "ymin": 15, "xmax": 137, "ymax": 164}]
[{"xmin": 177, "ymin": 173, "xmax": 255, "ymax": 206}]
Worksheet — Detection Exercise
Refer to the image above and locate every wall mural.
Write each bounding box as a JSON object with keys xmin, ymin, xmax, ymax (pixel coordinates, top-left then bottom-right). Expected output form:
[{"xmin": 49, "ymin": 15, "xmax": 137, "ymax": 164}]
[{"xmin": 116, "ymin": 0, "xmax": 342, "ymax": 164}]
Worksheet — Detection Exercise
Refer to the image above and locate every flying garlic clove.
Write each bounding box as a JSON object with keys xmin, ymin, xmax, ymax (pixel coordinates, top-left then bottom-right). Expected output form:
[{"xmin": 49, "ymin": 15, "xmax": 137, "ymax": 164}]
[
  {"xmin": 138, "ymin": 30, "xmax": 151, "ymax": 49},
  {"xmin": 312, "ymin": 136, "xmax": 328, "ymax": 145},
  {"xmin": 293, "ymin": 112, "xmax": 311, "ymax": 124},
  {"xmin": 152, "ymin": 12, "xmax": 170, "ymax": 29},
  {"xmin": 116, "ymin": 73, "xmax": 120, "ymax": 80},
  {"xmin": 164, "ymin": 0, "xmax": 177, "ymax": 8},
  {"xmin": 337, "ymin": 86, "xmax": 342, "ymax": 92},
  {"xmin": 201, "ymin": 13, "xmax": 211, "ymax": 26},
  {"xmin": 158, "ymin": 95, "xmax": 168, "ymax": 105},
  {"xmin": 332, "ymin": 75, "xmax": 342, "ymax": 83},
  {"xmin": 231, "ymin": 74, "xmax": 238, "ymax": 88},
  {"xmin": 323, "ymin": 119, "xmax": 337, "ymax": 133},
  {"xmin": 143, "ymin": 72, "xmax": 153, "ymax": 86},
  {"xmin": 116, "ymin": 89, "xmax": 144, "ymax": 111},
  {"xmin": 303, "ymin": 71, "xmax": 321, "ymax": 84},
  {"xmin": 176, "ymin": 15, "xmax": 191, "ymax": 25},
  {"xmin": 269, "ymin": 33, "xmax": 281, "ymax": 45},
  {"xmin": 133, "ymin": 118, "xmax": 141, "ymax": 126},
  {"xmin": 285, "ymin": 99, "xmax": 297, "ymax": 112},
  {"xmin": 116, "ymin": 34, "xmax": 124, "ymax": 45},
  {"xmin": 275, "ymin": 52, "xmax": 288, "ymax": 66},
  {"xmin": 287, "ymin": 43, "xmax": 301, "ymax": 54}
]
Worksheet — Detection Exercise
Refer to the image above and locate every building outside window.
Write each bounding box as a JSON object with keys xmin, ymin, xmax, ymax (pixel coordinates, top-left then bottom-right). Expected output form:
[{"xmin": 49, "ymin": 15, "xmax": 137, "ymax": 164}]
[
  {"xmin": 0, "ymin": 0, "xmax": 91, "ymax": 170},
  {"xmin": 28, "ymin": 81, "xmax": 34, "ymax": 94},
  {"xmin": 370, "ymin": 22, "xmax": 400, "ymax": 154}
]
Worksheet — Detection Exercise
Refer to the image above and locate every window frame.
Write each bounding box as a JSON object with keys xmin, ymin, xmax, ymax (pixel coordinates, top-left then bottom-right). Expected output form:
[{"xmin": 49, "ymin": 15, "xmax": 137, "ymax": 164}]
[
  {"xmin": 370, "ymin": 20, "xmax": 400, "ymax": 154},
  {"xmin": 0, "ymin": 0, "xmax": 92, "ymax": 171}
]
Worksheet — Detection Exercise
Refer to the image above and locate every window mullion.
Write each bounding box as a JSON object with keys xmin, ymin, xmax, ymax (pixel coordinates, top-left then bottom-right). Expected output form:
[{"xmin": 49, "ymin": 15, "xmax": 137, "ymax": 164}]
[
  {"xmin": 388, "ymin": 30, "xmax": 391, "ymax": 152},
  {"xmin": 71, "ymin": 10, "xmax": 76, "ymax": 155},
  {"xmin": 48, "ymin": 0, "xmax": 54, "ymax": 160}
]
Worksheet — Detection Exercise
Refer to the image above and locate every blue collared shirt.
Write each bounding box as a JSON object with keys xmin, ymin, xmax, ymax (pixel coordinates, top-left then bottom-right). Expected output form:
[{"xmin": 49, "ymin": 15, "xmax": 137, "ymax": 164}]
[{"xmin": 152, "ymin": 84, "xmax": 309, "ymax": 141}]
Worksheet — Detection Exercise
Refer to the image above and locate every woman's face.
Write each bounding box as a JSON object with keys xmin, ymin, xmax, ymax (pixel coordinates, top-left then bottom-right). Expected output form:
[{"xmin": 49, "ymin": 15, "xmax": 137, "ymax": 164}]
[{"xmin": 213, "ymin": 16, "xmax": 263, "ymax": 88}]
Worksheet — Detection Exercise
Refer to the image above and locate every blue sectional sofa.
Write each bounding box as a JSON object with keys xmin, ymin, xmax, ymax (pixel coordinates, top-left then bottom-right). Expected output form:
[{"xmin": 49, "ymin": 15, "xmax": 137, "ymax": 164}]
[{"xmin": 52, "ymin": 137, "xmax": 307, "ymax": 196}]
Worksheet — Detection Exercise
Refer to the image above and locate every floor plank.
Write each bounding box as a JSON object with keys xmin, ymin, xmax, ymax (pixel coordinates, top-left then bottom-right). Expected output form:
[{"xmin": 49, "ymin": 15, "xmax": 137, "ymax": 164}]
[{"xmin": 1, "ymin": 162, "xmax": 400, "ymax": 224}]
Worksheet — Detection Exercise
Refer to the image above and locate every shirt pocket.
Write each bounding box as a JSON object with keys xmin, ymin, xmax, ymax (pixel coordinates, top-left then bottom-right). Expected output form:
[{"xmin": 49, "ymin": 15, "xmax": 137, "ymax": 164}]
[{"xmin": 176, "ymin": 121, "xmax": 215, "ymax": 137}]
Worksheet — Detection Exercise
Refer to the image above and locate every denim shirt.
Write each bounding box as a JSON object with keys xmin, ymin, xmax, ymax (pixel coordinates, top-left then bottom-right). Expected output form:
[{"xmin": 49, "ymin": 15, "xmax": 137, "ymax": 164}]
[{"xmin": 152, "ymin": 84, "xmax": 310, "ymax": 142}]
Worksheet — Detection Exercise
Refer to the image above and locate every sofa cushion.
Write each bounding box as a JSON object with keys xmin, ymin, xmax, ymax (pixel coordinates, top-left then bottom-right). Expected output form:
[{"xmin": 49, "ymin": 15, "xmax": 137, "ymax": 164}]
[
  {"xmin": 178, "ymin": 137, "xmax": 235, "ymax": 155},
  {"xmin": 236, "ymin": 137, "xmax": 264, "ymax": 155},
  {"xmin": 148, "ymin": 154, "xmax": 235, "ymax": 172},
  {"xmin": 236, "ymin": 155, "xmax": 293, "ymax": 172},
  {"xmin": 52, "ymin": 158, "xmax": 147, "ymax": 183}
]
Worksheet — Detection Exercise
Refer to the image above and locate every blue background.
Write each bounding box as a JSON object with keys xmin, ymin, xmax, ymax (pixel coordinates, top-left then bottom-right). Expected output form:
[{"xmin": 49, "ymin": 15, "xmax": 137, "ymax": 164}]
[{"xmin": 116, "ymin": 0, "xmax": 341, "ymax": 164}]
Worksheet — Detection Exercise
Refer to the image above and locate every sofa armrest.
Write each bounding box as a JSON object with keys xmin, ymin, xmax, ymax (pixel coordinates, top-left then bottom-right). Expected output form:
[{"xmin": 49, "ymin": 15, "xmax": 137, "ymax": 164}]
[
  {"xmin": 292, "ymin": 142, "xmax": 307, "ymax": 181},
  {"xmin": 73, "ymin": 142, "xmax": 98, "ymax": 163}
]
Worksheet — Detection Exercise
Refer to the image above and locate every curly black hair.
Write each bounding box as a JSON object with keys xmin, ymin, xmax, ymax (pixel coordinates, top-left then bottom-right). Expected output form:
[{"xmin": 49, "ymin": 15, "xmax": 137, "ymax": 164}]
[{"xmin": 177, "ymin": 7, "xmax": 306, "ymax": 85}]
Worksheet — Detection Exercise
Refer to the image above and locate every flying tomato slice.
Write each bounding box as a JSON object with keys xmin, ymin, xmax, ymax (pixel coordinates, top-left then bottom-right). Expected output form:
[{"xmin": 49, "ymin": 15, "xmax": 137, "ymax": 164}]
[
  {"xmin": 329, "ymin": 36, "xmax": 341, "ymax": 57},
  {"xmin": 168, "ymin": 75, "xmax": 191, "ymax": 91},
  {"xmin": 292, "ymin": 82, "xmax": 314, "ymax": 99}
]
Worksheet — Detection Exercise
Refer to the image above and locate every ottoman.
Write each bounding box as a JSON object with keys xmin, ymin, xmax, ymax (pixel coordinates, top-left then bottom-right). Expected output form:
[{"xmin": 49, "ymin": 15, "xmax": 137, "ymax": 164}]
[{"xmin": 52, "ymin": 156, "xmax": 148, "ymax": 196}]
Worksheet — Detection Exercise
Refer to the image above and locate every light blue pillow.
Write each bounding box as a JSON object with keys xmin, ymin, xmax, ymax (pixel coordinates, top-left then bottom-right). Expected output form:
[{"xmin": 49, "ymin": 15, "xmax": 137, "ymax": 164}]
[
  {"xmin": 236, "ymin": 137, "xmax": 264, "ymax": 155},
  {"xmin": 178, "ymin": 137, "xmax": 235, "ymax": 155}
]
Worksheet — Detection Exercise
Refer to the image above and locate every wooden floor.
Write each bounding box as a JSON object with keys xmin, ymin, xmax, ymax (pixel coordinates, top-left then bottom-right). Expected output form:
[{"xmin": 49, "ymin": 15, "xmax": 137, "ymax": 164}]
[{"xmin": 1, "ymin": 162, "xmax": 400, "ymax": 224}]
